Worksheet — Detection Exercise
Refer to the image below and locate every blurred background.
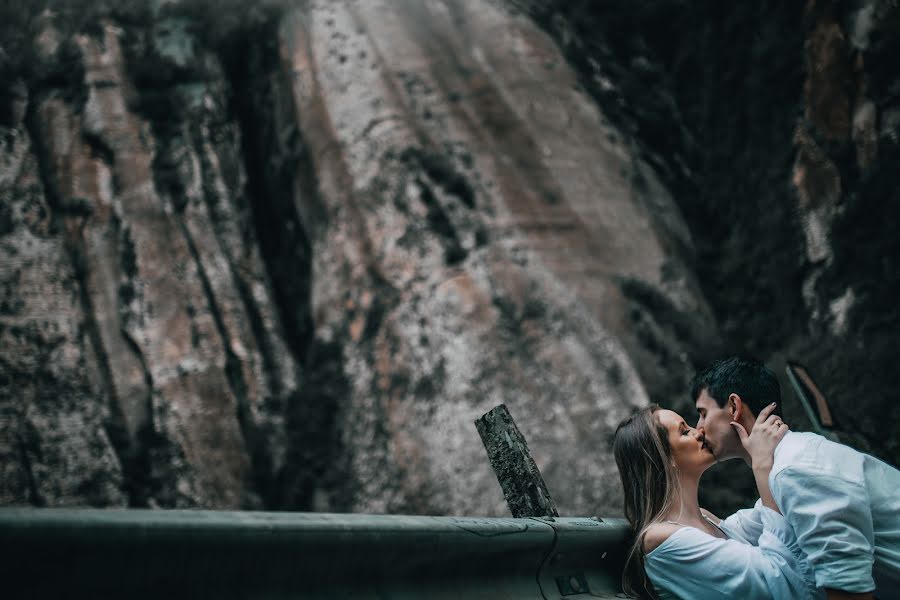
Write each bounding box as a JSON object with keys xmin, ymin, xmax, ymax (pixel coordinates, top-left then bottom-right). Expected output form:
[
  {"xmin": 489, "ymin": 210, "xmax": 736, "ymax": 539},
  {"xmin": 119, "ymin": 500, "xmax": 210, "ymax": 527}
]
[{"xmin": 0, "ymin": 0, "xmax": 897, "ymax": 518}]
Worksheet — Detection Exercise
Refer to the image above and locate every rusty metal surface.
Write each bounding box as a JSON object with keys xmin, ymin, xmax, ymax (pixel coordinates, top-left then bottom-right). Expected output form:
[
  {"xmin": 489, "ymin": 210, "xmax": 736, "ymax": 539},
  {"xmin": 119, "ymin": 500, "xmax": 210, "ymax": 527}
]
[{"xmin": 0, "ymin": 508, "xmax": 629, "ymax": 599}]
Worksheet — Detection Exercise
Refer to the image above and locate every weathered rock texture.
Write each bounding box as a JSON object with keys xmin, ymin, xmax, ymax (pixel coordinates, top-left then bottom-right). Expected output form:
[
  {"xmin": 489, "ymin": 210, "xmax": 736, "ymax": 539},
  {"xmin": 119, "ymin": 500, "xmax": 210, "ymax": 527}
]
[
  {"xmin": 250, "ymin": 0, "xmax": 717, "ymax": 515},
  {"xmin": 1, "ymin": 0, "xmax": 897, "ymax": 516},
  {"xmin": 513, "ymin": 0, "xmax": 900, "ymax": 510},
  {"xmin": 2, "ymin": 2, "xmax": 302, "ymax": 509}
]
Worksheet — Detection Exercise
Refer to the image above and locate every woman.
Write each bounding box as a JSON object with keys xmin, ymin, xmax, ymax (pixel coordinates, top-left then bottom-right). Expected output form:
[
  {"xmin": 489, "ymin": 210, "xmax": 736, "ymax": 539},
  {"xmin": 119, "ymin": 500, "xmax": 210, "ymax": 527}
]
[{"xmin": 612, "ymin": 402, "xmax": 820, "ymax": 599}]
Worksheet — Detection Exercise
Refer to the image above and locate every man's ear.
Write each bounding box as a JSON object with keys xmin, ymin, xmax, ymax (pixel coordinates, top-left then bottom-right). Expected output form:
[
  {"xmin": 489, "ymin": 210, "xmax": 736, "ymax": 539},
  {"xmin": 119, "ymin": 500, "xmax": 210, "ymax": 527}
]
[{"xmin": 729, "ymin": 393, "xmax": 742, "ymax": 422}]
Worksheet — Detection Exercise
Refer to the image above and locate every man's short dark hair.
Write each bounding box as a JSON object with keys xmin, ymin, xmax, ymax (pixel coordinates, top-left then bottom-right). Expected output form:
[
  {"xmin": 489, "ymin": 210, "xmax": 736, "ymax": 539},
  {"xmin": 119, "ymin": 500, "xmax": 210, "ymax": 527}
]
[{"xmin": 690, "ymin": 356, "xmax": 781, "ymax": 417}]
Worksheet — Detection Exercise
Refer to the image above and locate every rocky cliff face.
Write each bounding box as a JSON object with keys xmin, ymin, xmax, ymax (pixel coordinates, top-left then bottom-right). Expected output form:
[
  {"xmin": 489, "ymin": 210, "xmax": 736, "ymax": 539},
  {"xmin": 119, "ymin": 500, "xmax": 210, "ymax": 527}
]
[
  {"xmin": 1, "ymin": 0, "xmax": 896, "ymax": 516},
  {"xmin": 514, "ymin": 0, "xmax": 900, "ymax": 508},
  {"xmin": 1, "ymin": 3, "xmax": 302, "ymax": 509}
]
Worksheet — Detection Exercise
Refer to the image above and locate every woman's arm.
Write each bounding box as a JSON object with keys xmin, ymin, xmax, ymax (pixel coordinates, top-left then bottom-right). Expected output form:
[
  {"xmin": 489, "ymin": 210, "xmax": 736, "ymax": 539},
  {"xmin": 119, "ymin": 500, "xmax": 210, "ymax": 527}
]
[
  {"xmin": 752, "ymin": 464, "xmax": 779, "ymax": 513},
  {"xmin": 730, "ymin": 403, "xmax": 789, "ymax": 513}
]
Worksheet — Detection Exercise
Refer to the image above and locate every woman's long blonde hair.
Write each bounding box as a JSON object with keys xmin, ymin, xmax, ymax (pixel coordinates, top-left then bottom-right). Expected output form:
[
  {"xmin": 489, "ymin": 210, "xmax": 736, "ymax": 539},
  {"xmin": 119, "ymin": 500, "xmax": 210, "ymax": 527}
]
[{"xmin": 612, "ymin": 404, "xmax": 682, "ymax": 599}]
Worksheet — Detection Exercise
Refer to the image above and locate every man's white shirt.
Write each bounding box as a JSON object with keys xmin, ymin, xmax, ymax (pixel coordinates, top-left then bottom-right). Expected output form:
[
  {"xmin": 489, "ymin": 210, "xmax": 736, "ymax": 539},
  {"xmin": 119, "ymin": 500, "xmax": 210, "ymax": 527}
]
[{"xmin": 722, "ymin": 431, "xmax": 900, "ymax": 595}]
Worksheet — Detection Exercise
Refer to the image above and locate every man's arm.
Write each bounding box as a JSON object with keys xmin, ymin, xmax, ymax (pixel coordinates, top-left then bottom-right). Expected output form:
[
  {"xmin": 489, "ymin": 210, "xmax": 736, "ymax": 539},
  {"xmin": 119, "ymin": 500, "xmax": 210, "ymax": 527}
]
[{"xmin": 775, "ymin": 468, "xmax": 876, "ymax": 594}]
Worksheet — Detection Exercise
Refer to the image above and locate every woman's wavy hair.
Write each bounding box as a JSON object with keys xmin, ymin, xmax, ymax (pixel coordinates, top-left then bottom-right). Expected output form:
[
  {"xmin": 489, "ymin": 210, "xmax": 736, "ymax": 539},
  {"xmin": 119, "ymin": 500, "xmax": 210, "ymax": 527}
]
[{"xmin": 613, "ymin": 404, "xmax": 682, "ymax": 599}]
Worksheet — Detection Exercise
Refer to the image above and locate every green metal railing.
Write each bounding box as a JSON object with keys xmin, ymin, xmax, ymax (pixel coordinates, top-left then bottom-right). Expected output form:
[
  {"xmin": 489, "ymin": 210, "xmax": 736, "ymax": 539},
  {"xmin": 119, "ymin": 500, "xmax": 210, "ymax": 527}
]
[{"xmin": 0, "ymin": 508, "xmax": 629, "ymax": 599}]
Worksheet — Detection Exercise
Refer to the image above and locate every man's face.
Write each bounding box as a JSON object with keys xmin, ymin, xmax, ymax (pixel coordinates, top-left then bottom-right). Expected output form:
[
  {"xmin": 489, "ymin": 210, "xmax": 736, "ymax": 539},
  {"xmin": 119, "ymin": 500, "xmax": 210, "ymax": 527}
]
[{"xmin": 695, "ymin": 389, "xmax": 740, "ymax": 461}]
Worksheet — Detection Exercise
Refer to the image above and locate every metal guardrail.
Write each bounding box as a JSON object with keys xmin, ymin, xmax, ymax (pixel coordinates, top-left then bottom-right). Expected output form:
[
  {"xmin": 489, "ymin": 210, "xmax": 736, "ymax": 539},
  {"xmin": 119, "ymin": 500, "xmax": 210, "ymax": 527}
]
[{"xmin": 0, "ymin": 508, "xmax": 629, "ymax": 599}]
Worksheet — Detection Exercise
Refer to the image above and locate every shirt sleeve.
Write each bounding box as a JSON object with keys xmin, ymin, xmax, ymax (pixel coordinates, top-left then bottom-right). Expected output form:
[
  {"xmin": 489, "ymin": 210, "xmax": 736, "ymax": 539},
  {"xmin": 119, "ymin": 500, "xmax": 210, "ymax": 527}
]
[
  {"xmin": 644, "ymin": 508, "xmax": 814, "ymax": 600},
  {"xmin": 718, "ymin": 498, "xmax": 765, "ymax": 545},
  {"xmin": 774, "ymin": 467, "xmax": 876, "ymax": 592}
]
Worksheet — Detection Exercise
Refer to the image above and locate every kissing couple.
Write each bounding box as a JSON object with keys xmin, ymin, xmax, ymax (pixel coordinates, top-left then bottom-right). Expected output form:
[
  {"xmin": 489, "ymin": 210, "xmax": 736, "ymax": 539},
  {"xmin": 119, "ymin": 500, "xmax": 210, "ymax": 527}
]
[{"xmin": 613, "ymin": 356, "xmax": 900, "ymax": 599}]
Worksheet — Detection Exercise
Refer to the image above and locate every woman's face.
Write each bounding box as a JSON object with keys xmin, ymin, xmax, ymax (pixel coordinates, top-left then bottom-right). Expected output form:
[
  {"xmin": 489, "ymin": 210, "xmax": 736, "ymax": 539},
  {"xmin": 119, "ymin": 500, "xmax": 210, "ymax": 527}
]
[{"xmin": 655, "ymin": 409, "xmax": 715, "ymax": 475}]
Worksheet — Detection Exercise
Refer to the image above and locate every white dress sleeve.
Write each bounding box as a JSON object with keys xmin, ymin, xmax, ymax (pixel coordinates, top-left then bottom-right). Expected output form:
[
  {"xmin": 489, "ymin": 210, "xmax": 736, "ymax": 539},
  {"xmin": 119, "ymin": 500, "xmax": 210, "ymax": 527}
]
[
  {"xmin": 717, "ymin": 498, "xmax": 765, "ymax": 545},
  {"xmin": 644, "ymin": 507, "xmax": 817, "ymax": 600}
]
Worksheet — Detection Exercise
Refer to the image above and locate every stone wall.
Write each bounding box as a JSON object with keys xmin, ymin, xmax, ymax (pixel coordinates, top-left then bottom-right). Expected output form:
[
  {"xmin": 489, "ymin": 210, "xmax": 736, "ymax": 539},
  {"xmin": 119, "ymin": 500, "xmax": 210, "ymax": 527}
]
[{"xmin": 1, "ymin": 0, "xmax": 897, "ymax": 516}]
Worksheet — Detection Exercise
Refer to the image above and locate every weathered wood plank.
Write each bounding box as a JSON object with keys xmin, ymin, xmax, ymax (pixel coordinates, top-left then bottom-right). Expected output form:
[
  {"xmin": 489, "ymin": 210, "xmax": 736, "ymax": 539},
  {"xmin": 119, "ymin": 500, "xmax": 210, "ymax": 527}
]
[{"xmin": 475, "ymin": 405, "xmax": 559, "ymax": 518}]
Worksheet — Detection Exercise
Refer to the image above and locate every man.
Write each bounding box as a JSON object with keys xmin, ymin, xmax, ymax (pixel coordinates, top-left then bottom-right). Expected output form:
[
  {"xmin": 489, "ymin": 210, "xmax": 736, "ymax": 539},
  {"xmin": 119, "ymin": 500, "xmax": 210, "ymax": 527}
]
[{"xmin": 693, "ymin": 356, "xmax": 900, "ymax": 600}]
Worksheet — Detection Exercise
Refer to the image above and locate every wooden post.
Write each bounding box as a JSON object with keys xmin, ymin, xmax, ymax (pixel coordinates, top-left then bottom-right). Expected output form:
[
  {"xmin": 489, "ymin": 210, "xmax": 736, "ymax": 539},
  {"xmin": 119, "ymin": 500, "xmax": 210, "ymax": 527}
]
[{"xmin": 475, "ymin": 404, "xmax": 559, "ymax": 518}]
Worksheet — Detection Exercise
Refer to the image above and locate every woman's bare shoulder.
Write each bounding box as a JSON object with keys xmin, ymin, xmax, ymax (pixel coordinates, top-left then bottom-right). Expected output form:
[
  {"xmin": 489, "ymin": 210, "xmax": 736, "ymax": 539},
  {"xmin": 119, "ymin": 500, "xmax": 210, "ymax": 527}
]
[{"xmin": 642, "ymin": 522, "xmax": 684, "ymax": 554}]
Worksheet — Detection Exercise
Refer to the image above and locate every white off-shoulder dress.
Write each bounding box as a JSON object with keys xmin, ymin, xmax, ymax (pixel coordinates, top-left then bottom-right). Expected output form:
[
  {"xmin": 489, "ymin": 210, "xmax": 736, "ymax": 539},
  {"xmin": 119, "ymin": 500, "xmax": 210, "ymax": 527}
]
[{"xmin": 644, "ymin": 505, "xmax": 822, "ymax": 600}]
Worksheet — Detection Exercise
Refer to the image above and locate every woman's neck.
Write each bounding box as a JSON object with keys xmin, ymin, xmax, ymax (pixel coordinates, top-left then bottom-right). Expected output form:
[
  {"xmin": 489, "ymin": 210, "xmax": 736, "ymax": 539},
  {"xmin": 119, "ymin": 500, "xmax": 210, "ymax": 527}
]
[{"xmin": 665, "ymin": 473, "xmax": 703, "ymax": 524}]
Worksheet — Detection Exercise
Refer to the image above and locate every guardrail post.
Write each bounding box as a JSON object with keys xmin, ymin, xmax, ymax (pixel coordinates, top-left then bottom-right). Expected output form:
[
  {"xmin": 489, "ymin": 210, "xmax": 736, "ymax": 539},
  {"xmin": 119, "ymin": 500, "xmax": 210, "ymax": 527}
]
[{"xmin": 475, "ymin": 404, "xmax": 559, "ymax": 518}]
